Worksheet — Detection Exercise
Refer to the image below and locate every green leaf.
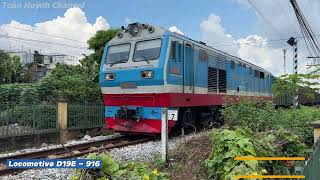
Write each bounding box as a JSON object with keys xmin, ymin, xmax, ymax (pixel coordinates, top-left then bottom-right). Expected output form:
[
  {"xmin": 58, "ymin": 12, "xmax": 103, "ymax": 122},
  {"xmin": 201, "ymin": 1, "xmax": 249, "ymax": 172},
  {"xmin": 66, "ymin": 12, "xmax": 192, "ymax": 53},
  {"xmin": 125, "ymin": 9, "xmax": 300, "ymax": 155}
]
[{"xmin": 86, "ymin": 153, "xmax": 97, "ymax": 159}]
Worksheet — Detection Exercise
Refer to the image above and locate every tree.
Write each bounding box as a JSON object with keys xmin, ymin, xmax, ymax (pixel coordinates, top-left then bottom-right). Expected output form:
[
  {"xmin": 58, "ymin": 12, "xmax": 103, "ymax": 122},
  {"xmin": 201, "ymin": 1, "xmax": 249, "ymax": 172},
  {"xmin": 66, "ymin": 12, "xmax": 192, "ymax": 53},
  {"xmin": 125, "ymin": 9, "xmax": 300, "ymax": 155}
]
[
  {"xmin": 10, "ymin": 55, "xmax": 23, "ymax": 82},
  {"xmin": 0, "ymin": 29, "xmax": 119, "ymax": 102},
  {"xmin": 87, "ymin": 29, "xmax": 120, "ymax": 65},
  {"xmin": 37, "ymin": 63, "xmax": 102, "ymax": 102},
  {"xmin": 0, "ymin": 49, "xmax": 23, "ymax": 84},
  {"xmin": 272, "ymin": 73, "xmax": 320, "ymax": 99},
  {"xmin": 36, "ymin": 29, "xmax": 120, "ymax": 102}
]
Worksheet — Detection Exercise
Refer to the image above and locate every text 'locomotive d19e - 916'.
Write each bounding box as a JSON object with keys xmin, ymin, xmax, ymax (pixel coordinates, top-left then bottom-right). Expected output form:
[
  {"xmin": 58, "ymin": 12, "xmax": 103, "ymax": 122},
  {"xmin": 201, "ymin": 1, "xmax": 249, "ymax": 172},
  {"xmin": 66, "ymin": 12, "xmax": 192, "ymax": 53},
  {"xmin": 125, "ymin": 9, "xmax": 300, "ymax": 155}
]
[{"xmin": 99, "ymin": 23, "xmax": 275, "ymax": 134}]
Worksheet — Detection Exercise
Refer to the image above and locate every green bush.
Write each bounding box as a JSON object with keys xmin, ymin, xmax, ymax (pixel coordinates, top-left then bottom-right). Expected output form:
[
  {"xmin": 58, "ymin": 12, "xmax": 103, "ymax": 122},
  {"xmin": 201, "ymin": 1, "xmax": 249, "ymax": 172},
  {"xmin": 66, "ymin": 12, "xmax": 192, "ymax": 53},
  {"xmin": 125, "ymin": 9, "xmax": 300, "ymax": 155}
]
[
  {"xmin": 221, "ymin": 100, "xmax": 320, "ymax": 147},
  {"xmin": 72, "ymin": 153, "xmax": 169, "ymax": 180},
  {"xmin": 0, "ymin": 103, "xmax": 57, "ymax": 130},
  {"xmin": 205, "ymin": 128, "xmax": 306, "ymax": 180},
  {"xmin": 0, "ymin": 83, "xmax": 39, "ymax": 103},
  {"xmin": 67, "ymin": 103, "xmax": 104, "ymax": 129}
]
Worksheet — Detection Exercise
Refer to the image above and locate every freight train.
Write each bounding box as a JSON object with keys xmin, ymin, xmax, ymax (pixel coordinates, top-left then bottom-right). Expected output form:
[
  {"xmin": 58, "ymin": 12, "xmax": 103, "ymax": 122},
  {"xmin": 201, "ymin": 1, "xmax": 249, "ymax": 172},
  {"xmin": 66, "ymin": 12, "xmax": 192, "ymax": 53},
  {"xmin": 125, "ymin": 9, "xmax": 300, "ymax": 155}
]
[
  {"xmin": 274, "ymin": 88, "xmax": 320, "ymax": 106},
  {"xmin": 99, "ymin": 23, "xmax": 274, "ymax": 134}
]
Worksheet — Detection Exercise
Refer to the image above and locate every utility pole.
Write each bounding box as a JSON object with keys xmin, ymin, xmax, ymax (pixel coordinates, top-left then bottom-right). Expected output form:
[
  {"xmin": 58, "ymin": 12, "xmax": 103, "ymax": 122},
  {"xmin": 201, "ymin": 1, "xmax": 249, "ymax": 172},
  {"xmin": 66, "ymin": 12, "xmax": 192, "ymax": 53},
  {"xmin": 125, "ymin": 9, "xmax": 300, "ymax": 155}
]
[
  {"xmin": 161, "ymin": 108, "xmax": 168, "ymax": 162},
  {"xmin": 282, "ymin": 48, "xmax": 287, "ymax": 74},
  {"xmin": 293, "ymin": 42, "xmax": 298, "ymax": 75},
  {"xmin": 287, "ymin": 37, "xmax": 299, "ymax": 108},
  {"xmin": 289, "ymin": 0, "xmax": 320, "ymax": 74}
]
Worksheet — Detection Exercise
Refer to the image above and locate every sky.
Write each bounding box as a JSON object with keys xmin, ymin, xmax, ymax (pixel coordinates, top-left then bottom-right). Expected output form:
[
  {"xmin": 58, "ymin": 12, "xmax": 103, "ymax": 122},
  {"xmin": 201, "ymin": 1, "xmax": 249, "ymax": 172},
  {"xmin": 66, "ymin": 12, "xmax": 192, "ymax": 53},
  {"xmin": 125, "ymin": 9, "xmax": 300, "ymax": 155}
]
[{"xmin": 0, "ymin": 0, "xmax": 319, "ymax": 76}]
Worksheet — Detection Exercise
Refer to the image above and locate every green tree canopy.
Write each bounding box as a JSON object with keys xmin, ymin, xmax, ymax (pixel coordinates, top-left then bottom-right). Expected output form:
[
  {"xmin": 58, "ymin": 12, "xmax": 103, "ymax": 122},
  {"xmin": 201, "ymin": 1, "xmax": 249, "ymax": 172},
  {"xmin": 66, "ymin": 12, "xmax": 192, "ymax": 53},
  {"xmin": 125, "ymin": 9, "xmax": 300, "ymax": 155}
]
[
  {"xmin": 0, "ymin": 29, "xmax": 119, "ymax": 102},
  {"xmin": 272, "ymin": 73, "xmax": 320, "ymax": 99},
  {"xmin": 87, "ymin": 29, "xmax": 120, "ymax": 65},
  {"xmin": 0, "ymin": 49, "xmax": 23, "ymax": 84}
]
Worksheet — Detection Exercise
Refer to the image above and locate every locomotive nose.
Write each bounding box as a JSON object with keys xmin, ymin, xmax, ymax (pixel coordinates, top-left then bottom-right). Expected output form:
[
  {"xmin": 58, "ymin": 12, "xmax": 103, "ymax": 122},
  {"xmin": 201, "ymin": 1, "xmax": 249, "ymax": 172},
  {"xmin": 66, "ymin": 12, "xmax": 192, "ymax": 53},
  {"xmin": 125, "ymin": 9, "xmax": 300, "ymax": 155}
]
[{"xmin": 101, "ymin": 67, "xmax": 162, "ymax": 90}]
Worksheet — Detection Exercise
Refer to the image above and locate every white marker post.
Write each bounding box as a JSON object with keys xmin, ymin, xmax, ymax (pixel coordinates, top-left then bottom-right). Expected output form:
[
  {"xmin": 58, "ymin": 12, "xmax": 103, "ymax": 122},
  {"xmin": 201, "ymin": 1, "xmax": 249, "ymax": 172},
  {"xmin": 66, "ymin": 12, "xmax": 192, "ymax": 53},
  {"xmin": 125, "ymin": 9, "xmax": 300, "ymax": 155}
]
[{"xmin": 161, "ymin": 108, "xmax": 168, "ymax": 162}]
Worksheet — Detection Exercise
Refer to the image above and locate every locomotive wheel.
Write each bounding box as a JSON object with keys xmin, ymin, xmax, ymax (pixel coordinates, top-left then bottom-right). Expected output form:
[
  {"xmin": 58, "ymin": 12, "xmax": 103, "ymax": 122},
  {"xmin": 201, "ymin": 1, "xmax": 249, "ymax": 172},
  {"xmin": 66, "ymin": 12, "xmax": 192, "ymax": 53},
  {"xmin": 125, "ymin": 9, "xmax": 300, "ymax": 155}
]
[
  {"xmin": 171, "ymin": 108, "xmax": 196, "ymax": 136},
  {"xmin": 198, "ymin": 106, "xmax": 223, "ymax": 130}
]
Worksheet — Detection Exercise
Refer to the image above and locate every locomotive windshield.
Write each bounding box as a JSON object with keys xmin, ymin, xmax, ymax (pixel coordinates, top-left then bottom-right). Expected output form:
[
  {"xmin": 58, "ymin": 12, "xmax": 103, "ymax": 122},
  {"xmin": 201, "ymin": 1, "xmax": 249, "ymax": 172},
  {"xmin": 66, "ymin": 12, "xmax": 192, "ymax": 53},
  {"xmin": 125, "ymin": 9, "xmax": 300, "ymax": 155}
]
[
  {"xmin": 106, "ymin": 43, "xmax": 131, "ymax": 64},
  {"xmin": 133, "ymin": 39, "xmax": 161, "ymax": 62}
]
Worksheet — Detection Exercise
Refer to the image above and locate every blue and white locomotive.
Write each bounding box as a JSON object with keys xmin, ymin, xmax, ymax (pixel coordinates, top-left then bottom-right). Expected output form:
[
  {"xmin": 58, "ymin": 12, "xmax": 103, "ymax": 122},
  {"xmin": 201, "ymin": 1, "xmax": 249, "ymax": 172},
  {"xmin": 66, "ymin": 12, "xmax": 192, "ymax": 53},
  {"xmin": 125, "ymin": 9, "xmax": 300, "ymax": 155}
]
[{"xmin": 99, "ymin": 23, "xmax": 274, "ymax": 133}]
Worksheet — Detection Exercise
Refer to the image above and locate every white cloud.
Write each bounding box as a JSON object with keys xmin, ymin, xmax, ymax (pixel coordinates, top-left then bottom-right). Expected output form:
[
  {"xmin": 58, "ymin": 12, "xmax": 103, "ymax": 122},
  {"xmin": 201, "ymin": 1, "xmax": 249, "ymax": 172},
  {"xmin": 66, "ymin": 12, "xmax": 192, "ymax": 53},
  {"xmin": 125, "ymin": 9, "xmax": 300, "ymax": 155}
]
[
  {"xmin": 0, "ymin": 28, "xmax": 10, "ymax": 50},
  {"xmin": 199, "ymin": 14, "xmax": 284, "ymax": 75},
  {"xmin": 237, "ymin": 35, "xmax": 283, "ymax": 75},
  {"xmin": 169, "ymin": 26, "xmax": 184, "ymax": 35},
  {"xmin": 234, "ymin": 0, "xmax": 320, "ymax": 75},
  {"xmin": 198, "ymin": 0, "xmax": 320, "ymax": 77},
  {"xmin": 200, "ymin": 14, "xmax": 238, "ymax": 56},
  {"xmin": 0, "ymin": 7, "xmax": 110, "ymax": 58}
]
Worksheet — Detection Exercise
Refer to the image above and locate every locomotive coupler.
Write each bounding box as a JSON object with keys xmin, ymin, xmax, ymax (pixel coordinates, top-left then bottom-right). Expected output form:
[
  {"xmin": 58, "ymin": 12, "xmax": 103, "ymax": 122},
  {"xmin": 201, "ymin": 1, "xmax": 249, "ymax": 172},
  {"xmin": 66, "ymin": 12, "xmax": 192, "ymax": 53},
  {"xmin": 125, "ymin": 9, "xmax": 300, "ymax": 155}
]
[{"xmin": 115, "ymin": 106, "xmax": 141, "ymax": 121}]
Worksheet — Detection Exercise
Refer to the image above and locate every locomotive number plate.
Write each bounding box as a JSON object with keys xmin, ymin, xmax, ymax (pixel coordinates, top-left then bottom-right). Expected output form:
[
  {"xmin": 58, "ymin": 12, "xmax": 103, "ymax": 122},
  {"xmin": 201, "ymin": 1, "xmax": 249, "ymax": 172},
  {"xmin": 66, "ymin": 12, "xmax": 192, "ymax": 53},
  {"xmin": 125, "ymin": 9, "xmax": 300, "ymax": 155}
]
[
  {"xmin": 121, "ymin": 82, "xmax": 137, "ymax": 89},
  {"xmin": 167, "ymin": 110, "xmax": 178, "ymax": 121}
]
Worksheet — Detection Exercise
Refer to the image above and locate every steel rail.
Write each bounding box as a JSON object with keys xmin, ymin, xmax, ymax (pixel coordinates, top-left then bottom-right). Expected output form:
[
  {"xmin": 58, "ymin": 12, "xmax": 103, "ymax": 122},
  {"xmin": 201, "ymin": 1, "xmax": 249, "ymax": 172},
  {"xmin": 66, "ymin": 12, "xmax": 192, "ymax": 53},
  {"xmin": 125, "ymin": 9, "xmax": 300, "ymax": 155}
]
[{"xmin": 0, "ymin": 135, "xmax": 152, "ymax": 176}]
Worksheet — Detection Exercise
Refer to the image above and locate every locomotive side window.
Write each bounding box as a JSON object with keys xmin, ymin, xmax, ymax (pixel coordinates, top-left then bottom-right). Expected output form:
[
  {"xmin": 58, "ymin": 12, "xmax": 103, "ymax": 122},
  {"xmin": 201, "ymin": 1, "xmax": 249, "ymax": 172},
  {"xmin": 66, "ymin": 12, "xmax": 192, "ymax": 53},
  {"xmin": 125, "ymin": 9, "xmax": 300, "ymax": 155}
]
[
  {"xmin": 133, "ymin": 39, "xmax": 162, "ymax": 62},
  {"xmin": 106, "ymin": 43, "xmax": 131, "ymax": 64},
  {"xmin": 199, "ymin": 49, "xmax": 207, "ymax": 61},
  {"xmin": 260, "ymin": 72, "xmax": 265, "ymax": 79},
  {"xmin": 170, "ymin": 41, "xmax": 176, "ymax": 59},
  {"xmin": 254, "ymin": 70, "xmax": 259, "ymax": 78},
  {"xmin": 178, "ymin": 43, "xmax": 182, "ymax": 62},
  {"xmin": 170, "ymin": 41, "xmax": 182, "ymax": 62},
  {"xmin": 249, "ymin": 67, "xmax": 253, "ymax": 74},
  {"xmin": 231, "ymin": 60, "xmax": 235, "ymax": 69}
]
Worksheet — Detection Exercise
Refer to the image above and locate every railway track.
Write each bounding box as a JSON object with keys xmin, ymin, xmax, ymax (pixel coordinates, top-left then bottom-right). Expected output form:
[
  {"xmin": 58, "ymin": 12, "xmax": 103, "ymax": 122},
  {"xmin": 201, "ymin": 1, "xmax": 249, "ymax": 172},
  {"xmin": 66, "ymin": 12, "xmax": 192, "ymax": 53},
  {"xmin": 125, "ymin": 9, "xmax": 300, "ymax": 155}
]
[{"xmin": 0, "ymin": 135, "xmax": 152, "ymax": 176}]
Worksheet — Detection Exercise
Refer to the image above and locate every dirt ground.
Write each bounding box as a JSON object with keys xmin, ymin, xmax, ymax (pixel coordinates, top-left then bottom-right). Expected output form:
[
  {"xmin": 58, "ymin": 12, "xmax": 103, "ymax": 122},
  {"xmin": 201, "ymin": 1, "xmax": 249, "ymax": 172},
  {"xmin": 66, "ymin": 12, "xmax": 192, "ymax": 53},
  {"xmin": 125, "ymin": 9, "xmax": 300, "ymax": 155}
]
[{"xmin": 164, "ymin": 131, "xmax": 212, "ymax": 180}]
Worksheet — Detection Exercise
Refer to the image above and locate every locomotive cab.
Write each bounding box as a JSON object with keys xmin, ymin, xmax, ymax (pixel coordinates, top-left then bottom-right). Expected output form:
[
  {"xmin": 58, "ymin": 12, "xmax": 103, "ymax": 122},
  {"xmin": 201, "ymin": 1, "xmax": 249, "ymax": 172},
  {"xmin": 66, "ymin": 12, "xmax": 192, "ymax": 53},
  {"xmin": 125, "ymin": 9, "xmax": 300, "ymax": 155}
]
[
  {"xmin": 100, "ymin": 23, "xmax": 169, "ymax": 94},
  {"xmin": 99, "ymin": 23, "xmax": 178, "ymax": 133}
]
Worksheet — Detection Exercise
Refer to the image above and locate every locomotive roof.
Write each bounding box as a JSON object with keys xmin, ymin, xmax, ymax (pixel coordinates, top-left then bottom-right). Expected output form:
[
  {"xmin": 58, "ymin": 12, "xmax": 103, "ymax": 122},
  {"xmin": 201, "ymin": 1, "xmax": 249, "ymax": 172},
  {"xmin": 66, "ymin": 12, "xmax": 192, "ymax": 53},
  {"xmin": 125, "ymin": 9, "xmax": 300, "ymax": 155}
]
[
  {"xmin": 110, "ymin": 23, "xmax": 273, "ymax": 75},
  {"xmin": 167, "ymin": 29, "xmax": 272, "ymax": 75}
]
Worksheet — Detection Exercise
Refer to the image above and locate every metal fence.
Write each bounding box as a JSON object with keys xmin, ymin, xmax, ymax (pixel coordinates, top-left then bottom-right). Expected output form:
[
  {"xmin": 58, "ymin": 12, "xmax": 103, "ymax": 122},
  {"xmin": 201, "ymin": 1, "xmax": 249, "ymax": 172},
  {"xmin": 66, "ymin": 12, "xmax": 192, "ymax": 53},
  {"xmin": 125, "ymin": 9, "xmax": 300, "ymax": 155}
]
[
  {"xmin": 0, "ymin": 102, "xmax": 58, "ymax": 137},
  {"xmin": 303, "ymin": 141, "xmax": 320, "ymax": 180},
  {"xmin": 67, "ymin": 101, "xmax": 104, "ymax": 130},
  {"xmin": 0, "ymin": 101, "xmax": 105, "ymax": 138}
]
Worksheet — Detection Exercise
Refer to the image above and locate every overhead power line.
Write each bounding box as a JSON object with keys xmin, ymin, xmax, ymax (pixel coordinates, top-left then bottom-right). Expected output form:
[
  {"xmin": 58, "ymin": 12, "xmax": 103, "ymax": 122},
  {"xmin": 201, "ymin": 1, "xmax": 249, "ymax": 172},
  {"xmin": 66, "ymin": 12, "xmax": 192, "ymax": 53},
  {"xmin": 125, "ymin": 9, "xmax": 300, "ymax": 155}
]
[
  {"xmin": 211, "ymin": 34, "xmax": 320, "ymax": 47},
  {"xmin": 290, "ymin": 0, "xmax": 320, "ymax": 62},
  {"xmin": 3, "ymin": 25, "xmax": 87, "ymax": 44},
  {"xmin": 0, "ymin": 35, "xmax": 88, "ymax": 50},
  {"xmin": 2, "ymin": 32, "xmax": 319, "ymax": 50},
  {"xmin": 247, "ymin": 0, "xmax": 282, "ymax": 35},
  {"xmin": 275, "ymin": 0, "xmax": 300, "ymax": 36},
  {"xmin": 10, "ymin": 38, "xmax": 85, "ymax": 57}
]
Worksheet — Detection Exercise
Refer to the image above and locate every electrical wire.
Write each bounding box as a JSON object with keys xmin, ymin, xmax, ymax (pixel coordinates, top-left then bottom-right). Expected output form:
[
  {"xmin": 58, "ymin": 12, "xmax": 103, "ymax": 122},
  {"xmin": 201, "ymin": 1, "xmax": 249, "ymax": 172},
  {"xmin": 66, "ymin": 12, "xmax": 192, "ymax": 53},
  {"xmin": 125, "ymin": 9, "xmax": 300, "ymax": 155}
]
[
  {"xmin": 247, "ymin": 0, "xmax": 282, "ymax": 35},
  {"xmin": 290, "ymin": 0, "xmax": 320, "ymax": 60},
  {"xmin": 0, "ymin": 34, "xmax": 88, "ymax": 49},
  {"xmin": 3, "ymin": 25, "xmax": 87, "ymax": 44},
  {"xmin": 275, "ymin": 0, "xmax": 300, "ymax": 37},
  {"xmin": 9, "ymin": 38, "xmax": 85, "ymax": 58},
  {"xmin": 211, "ymin": 35, "xmax": 320, "ymax": 47}
]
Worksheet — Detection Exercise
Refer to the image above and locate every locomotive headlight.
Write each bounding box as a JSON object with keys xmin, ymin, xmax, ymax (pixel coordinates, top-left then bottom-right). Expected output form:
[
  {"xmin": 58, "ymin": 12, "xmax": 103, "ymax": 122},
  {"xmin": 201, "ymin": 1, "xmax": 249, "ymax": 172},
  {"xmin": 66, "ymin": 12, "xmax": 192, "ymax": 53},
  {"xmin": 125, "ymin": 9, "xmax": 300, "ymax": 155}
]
[
  {"xmin": 147, "ymin": 25, "xmax": 154, "ymax": 33},
  {"xmin": 116, "ymin": 31, "xmax": 123, "ymax": 38},
  {"xmin": 141, "ymin": 70, "xmax": 153, "ymax": 79},
  {"xmin": 128, "ymin": 23, "xmax": 140, "ymax": 36},
  {"xmin": 105, "ymin": 73, "xmax": 115, "ymax": 80}
]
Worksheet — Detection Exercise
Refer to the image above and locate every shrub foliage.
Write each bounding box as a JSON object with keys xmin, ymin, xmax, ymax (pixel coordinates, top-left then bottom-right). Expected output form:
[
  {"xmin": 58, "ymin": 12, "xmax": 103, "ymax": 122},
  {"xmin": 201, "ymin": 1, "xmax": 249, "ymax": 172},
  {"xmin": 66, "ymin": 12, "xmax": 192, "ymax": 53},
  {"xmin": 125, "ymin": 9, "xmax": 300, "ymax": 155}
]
[
  {"xmin": 221, "ymin": 100, "xmax": 320, "ymax": 146},
  {"xmin": 206, "ymin": 128, "xmax": 306, "ymax": 180},
  {"xmin": 72, "ymin": 153, "xmax": 169, "ymax": 180}
]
